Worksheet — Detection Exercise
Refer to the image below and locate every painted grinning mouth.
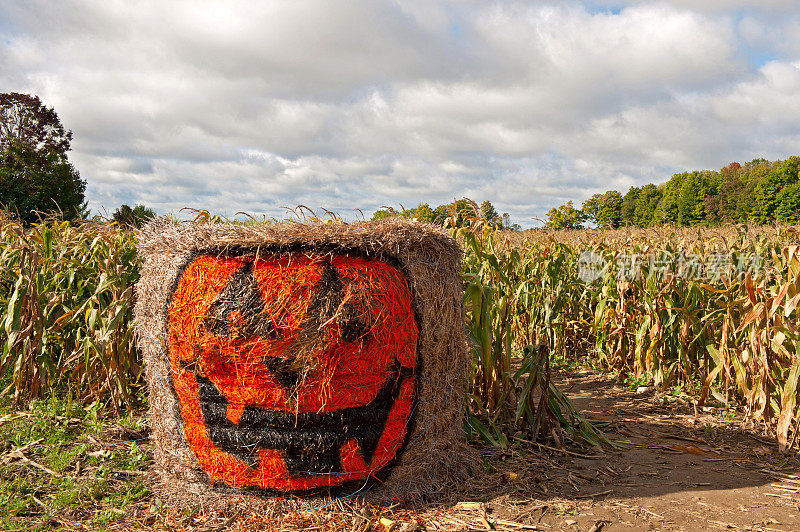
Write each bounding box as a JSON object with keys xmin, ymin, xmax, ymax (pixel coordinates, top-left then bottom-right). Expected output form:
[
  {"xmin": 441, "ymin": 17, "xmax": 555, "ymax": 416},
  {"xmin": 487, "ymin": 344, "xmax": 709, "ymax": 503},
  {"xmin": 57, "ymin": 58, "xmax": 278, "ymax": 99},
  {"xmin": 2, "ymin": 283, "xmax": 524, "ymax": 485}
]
[{"xmin": 191, "ymin": 363, "xmax": 414, "ymax": 476}]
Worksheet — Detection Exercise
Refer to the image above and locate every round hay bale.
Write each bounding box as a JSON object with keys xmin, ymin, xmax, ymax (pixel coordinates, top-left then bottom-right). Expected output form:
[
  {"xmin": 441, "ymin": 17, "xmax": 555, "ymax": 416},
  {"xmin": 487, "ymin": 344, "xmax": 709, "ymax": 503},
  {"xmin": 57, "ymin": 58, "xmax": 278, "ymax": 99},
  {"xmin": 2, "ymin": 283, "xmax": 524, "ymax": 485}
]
[{"xmin": 133, "ymin": 218, "xmax": 478, "ymax": 506}]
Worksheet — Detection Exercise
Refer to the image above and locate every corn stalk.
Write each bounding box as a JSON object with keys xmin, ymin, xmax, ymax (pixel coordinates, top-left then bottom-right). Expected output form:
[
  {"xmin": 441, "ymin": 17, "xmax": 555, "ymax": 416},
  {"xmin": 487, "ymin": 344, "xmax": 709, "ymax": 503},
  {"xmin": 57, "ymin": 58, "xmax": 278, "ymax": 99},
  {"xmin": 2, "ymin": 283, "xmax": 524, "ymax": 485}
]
[{"xmin": 0, "ymin": 214, "xmax": 140, "ymax": 409}]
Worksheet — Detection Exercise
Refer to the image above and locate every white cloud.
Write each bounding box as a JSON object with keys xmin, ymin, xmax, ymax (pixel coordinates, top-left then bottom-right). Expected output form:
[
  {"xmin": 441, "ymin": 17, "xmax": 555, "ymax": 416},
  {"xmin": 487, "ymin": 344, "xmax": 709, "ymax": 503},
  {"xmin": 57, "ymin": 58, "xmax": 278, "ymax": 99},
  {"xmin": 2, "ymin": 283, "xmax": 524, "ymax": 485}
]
[
  {"xmin": 1, "ymin": 0, "xmax": 799, "ymax": 225},
  {"xmin": 477, "ymin": 3, "xmax": 738, "ymax": 88},
  {"xmin": 612, "ymin": 0, "xmax": 798, "ymax": 12},
  {"xmin": 712, "ymin": 61, "xmax": 800, "ymax": 124}
]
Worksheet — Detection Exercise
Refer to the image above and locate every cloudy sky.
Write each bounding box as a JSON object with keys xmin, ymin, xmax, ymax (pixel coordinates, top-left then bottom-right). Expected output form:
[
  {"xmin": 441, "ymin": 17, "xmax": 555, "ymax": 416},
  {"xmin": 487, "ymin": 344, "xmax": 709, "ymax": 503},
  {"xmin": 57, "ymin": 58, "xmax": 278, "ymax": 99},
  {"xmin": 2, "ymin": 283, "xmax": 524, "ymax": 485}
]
[{"xmin": 2, "ymin": 1, "xmax": 799, "ymax": 225}]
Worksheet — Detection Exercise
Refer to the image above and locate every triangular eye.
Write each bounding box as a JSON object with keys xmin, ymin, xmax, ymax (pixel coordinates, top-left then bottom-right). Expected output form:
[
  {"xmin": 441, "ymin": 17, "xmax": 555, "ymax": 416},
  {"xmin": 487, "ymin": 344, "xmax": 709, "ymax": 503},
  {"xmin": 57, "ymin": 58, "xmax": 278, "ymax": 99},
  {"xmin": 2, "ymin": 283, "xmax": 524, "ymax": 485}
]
[
  {"xmin": 339, "ymin": 304, "xmax": 369, "ymax": 343},
  {"xmin": 304, "ymin": 263, "xmax": 345, "ymax": 324},
  {"xmin": 203, "ymin": 262, "xmax": 277, "ymax": 339},
  {"xmin": 302, "ymin": 263, "xmax": 370, "ymax": 343}
]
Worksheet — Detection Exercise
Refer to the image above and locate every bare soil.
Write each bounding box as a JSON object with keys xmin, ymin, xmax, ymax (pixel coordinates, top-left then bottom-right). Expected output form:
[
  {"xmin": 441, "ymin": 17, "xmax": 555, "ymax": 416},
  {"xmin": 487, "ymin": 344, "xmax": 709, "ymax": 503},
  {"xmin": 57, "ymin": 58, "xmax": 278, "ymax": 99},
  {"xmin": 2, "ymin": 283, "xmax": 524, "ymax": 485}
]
[{"xmin": 434, "ymin": 369, "xmax": 800, "ymax": 532}]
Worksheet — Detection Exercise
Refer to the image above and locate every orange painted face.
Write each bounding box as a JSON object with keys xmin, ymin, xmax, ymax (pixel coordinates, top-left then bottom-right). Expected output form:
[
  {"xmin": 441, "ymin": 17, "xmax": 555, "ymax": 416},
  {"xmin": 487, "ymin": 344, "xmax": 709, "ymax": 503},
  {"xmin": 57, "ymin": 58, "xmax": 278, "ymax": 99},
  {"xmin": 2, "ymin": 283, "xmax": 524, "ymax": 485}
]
[{"xmin": 167, "ymin": 252, "xmax": 418, "ymax": 492}]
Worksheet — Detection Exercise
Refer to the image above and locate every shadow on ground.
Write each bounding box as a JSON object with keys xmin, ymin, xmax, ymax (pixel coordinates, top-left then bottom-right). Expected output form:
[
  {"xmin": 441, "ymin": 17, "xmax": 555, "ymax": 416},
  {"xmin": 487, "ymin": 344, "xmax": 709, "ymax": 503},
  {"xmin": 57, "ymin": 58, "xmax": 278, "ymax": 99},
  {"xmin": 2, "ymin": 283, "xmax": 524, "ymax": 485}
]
[{"xmin": 437, "ymin": 369, "xmax": 800, "ymax": 531}]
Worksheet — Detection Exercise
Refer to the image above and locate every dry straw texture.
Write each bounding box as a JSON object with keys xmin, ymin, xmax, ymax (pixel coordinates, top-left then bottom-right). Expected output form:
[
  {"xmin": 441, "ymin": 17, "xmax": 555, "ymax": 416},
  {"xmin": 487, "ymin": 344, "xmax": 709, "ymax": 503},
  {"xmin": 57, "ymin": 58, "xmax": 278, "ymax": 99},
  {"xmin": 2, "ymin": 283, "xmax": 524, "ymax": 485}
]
[{"xmin": 133, "ymin": 217, "xmax": 478, "ymax": 508}]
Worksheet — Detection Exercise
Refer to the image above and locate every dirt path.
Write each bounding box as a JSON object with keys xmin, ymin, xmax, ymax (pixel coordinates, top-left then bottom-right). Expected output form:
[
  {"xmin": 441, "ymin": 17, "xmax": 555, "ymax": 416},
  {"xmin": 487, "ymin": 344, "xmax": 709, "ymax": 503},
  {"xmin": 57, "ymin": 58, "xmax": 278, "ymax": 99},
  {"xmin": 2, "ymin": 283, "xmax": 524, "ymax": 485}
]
[{"xmin": 442, "ymin": 369, "xmax": 800, "ymax": 532}]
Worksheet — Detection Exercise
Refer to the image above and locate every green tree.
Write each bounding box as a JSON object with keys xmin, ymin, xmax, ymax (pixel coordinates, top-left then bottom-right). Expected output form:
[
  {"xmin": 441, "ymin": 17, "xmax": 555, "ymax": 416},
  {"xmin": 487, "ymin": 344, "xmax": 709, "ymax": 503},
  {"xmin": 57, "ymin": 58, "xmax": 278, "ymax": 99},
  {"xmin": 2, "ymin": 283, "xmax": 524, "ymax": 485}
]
[
  {"xmin": 538, "ymin": 155, "xmax": 800, "ymax": 227},
  {"xmin": 370, "ymin": 208, "xmax": 393, "ymax": 221},
  {"xmin": 752, "ymin": 173, "xmax": 783, "ymax": 224},
  {"xmin": 752, "ymin": 157, "xmax": 800, "ymax": 223},
  {"xmin": 581, "ymin": 194, "xmax": 602, "ymax": 226},
  {"xmin": 479, "ymin": 200, "xmax": 501, "ymax": 227},
  {"xmin": 373, "ymin": 201, "xmax": 476, "ymax": 226},
  {"xmin": 654, "ymin": 172, "xmax": 690, "ymax": 225},
  {"xmin": 545, "ymin": 201, "xmax": 586, "ymax": 229},
  {"xmin": 739, "ymin": 160, "xmax": 774, "ymax": 221},
  {"xmin": 0, "ymin": 143, "xmax": 85, "ymax": 224},
  {"xmin": 620, "ymin": 187, "xmax": 640, "ymax": 226},
  {"xmin": 430, "ymin": 199, "xmax": 476, "ymax": 227},
  {"xmin": 775, "ymin": 182, "xmax": 800, "ymax": 222},
  {"xmin": 431, "ymin": 204, "xmax": 449, "ymax": 225},
  {"xmin": 0, "ymin": 93, "xmax": 86, "ymax": 223},
  {"xmin": 112, "ymin": 204, "xmax": 156, "ymax": 229},
  {"xmin": 677, "ymin": 171, "xmax": 717, "ymax": 226},
  {"xmin": 581, "ymin": 191, "xmax": 623, "ymax": 229},
  {"xmin": 633, "ymin": 184, "xmax": 662, "ymax": 227},
  {"xmin": 746, "ymin": 158, "xmax": 769, "ymax": 167},
  {"xmin": 596, "ymin": 190, "xmax": 623, "ymax": 229},
  {"xmin": 404, "ymin": 202, "xmax": 436, "ymax": 223}
]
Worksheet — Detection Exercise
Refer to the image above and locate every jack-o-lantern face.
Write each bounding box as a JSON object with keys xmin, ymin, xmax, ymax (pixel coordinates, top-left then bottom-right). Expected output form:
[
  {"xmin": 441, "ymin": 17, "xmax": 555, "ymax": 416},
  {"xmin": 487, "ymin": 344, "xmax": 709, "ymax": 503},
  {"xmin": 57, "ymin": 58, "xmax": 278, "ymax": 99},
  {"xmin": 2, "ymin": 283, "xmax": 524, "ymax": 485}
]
[{"xmin": 167, "ymin": 252, "xmax": 418, "ymax": 492}]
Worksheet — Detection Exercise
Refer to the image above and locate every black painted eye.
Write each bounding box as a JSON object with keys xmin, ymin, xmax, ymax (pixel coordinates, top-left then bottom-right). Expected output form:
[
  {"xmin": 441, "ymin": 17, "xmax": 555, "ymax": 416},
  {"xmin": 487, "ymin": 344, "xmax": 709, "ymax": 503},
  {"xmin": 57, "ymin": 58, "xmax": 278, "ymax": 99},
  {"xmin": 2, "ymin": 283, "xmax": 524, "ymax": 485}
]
[
  {"xmin": 204, "ymin": 262, "xmax": 278, "ymax": 340},
  {"xmin": 341, "ymin": 318, "xmax": 369, "ymax": 343},
  {"xmin": 339, "ymin": 303, "xmax": 370, "ymax": 343}
]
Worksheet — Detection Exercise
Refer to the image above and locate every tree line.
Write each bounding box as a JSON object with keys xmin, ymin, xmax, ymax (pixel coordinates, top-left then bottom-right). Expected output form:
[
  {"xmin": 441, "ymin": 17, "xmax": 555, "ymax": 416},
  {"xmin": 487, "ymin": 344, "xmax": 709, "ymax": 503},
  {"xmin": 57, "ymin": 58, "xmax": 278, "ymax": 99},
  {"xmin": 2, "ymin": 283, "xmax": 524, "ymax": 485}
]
[
  {"xmin": 546, "ymin": 157, "xmax": 800, "ymax": 229},
  {"xmin": 371, "ymin": 199, "xmax": 521, "ymax": 230}
]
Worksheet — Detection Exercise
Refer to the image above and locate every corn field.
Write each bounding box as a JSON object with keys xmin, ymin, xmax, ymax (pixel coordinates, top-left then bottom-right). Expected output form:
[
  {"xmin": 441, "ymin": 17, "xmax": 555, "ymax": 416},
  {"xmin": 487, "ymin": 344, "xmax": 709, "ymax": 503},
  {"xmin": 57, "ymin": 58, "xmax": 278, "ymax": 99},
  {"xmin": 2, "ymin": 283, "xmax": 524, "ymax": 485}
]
[
  {"xmin": 457, "ymin": 218, "xmax": 800, "ymax": 451},
  {"xmin": 0, "ymin": 211, "xmax": 798, "ymax": 451},
  {"xmin": 0, "ymin": 213, "xmax": 140, "ymax": 409}
]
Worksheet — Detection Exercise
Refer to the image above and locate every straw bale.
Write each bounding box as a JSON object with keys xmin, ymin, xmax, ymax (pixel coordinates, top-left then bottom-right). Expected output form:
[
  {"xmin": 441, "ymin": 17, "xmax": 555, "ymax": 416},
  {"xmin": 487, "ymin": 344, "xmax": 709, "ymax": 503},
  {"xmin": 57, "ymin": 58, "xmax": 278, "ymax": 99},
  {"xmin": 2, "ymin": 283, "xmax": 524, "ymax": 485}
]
[{"xmin": 133, "ymin": 218, "xmax": 479, "ymax": 507}]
